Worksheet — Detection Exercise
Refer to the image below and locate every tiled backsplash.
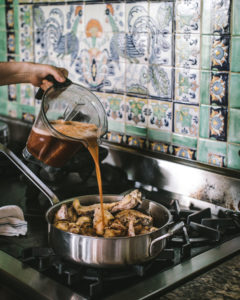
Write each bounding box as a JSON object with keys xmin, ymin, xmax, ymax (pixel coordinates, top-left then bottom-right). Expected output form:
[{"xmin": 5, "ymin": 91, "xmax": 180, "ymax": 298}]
[{"xmin": 0, "ymin": 0, "xmax": 240, "ymax": 170}]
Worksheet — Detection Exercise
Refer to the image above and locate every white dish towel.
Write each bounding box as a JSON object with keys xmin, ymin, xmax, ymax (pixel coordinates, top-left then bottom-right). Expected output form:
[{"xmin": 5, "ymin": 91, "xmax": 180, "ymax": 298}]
[{"xmin": 0, "ymin": 205, "xmax": 27, "ymax": 236}]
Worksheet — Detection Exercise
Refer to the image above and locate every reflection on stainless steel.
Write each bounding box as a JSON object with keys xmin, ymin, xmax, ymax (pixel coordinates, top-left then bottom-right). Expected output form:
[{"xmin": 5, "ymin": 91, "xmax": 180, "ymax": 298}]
[
  {"xmin": 104, "ymin": 236, "xmax": 240, "ymax": 300},
  {"xmin": 46, "ymin": 196, "xmax": 172, "ymax": 267},
  {"xmin": 102, "ymin": 142, "xmax": 240, "ymax": 211},
  {"xmin": 0, "ymin": 250, "xmax": 86, "ymax": 300},
  {"xmin": 0, "ymin": 143, "xmax": 59, "ymax": 205}
]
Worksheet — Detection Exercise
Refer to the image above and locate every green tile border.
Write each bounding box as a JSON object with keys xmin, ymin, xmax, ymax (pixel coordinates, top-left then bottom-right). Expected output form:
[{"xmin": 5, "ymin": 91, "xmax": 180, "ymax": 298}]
[
  {"xmin": 228, "ymin": 108, "xmax": 240, "ymax": 143},
  {"xmin": 201, "ymin": 35, "xmax": 211, "ymax": 70},
  {"xmin": 172, "ymin": 133, "xmax": 197, "ymax": 148},
  {"xmin": 201, "ymin": 1, "xmax": 211, "ymax": 34},
  {"xmin": 125, "ymin": 124, "xmax": 147, "ymax": 137},
  {"xmin": 198, "ymin": 138, "xmax": 227, "ymax": 165},
  {"xmin": 232, "ymin": 0, "xmax": 240, "ymax": 35},
  {"xmin": 200, "ymin": 71, "xmax": 210, "ymax": 105},
  {"xmin": 231, "ymin": 37, "xmax": 240, "ymax": 73},
  {"xmin": 0, "ymin": 5, "xmax": 6, "ymax": 31},
  {"xmin": 147, "ymin": 129, "xmax": 172, "ymax": 143},
  {"xmin": 199, "ymin": 105, "xmax": 210, "ymax": 138},
  {"xmin": 0, "ymin": 86, "xmax": 8, "ymax": 101},
  {"xmin": 108, "ymin": 120, "xmax": 125, "ymax": 133},
  {"xmin": 229, "ymin": 73, "xmax": 240, "ymax": 108},
  {"xmin": 227, "ymin": 143, "xmax": 240, "ymax": 170}
]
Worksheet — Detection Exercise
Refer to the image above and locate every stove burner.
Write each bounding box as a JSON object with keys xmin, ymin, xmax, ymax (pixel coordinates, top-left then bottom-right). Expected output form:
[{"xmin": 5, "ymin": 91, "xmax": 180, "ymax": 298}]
[{"xmin": 20, "ymin": 247, "xmax": 175, "ymax": 298}]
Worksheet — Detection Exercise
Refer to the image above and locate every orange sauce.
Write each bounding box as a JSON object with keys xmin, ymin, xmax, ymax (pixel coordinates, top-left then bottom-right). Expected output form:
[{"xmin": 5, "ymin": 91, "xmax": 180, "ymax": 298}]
[{"xmin": 52, "ymin": 120, "xmax": 105, "ymax": 226}]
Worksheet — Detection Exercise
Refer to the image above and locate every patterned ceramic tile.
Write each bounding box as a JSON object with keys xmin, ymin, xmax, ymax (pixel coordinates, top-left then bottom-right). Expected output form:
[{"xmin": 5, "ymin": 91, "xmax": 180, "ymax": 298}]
[
  {"xmin": 149, "ymin": 1, "xmax": 173, "ymax": 34},
  {"xmin": 148, "ymin": 65, "xmax": 172, "ymax": 99},
  {"xmin": 232, "ymin": 0, "xmax": 240, "ymax": 35},
  {"xmin": 6, "ymin": 5, "xmax": 14, "ymax": 31},
  {"xmin": 231, "ymin": 37, "xmax": 240, "ymax": 73},
  {"xmin": 20, "ymin": 105, "xmax": 35, "ymax": 123},
  {"xmin": 0, "ymin": 5, "xmax": 6, "ymax": 31},
  {"xmin": 175, "ymin": 33, "xmax": 200, "ymax": 69},
  {"xmin": 125, "ymin": 96, "xmax": 148, "ymax": 137},
  {"xmin": 209, "ymin": 106, "xmax": 227, "ymax": 141},
  {"xmin": 8, "ymin": 84, "xmax": 17, "ymax": 102},
  {"xmin": 34, "ymin": 4, "xmax": 84, "ymax": 67},
  {"xmin": 20, "ymin": 84, "xmax": 35, "ymax": 106},
  {"xmin": 148, "ymin": 100, "xmax": 172, "ymax": 130},
  {"xmin": 7, "ymin": 32, "xmax": 16, "ymax": 54},
  {"xmin": 19, "ymin": 5, "xmax": 34, "ymax": 61},
  {"xmin": 211, "ymin": 35, "xmax": 230, "ymax": 71},
  {"xmin": 104, "ymin": 3, "xmax": 125, "ymax": 33},
  {"xmin": 126, "ymin": 135, "xmax": 146, "ymax": 149},
  {"xmin": 174, "ymin": 103, "xmax": 199, "ymax": 137},
  {"xmin": 172, "ymin": 146, "xmax": 196, "ymax": 160},
  {"xmin": 202, "ymin": 0, "xmax": 231, "ymax": 34},
  {"xmin": 106, "ymin": 131, "xmax": 124, "ymax": 144},
  {"xmin": 149, "ymin": 141, "xmax": 170, "ymax": 154},
  {"xmin": 7, "ymin": 102, "xmax": 19, "ymax": 119},
  {"xmin": 125, "ymin": 2, "xmax": 148, "ymax": 34},
  {"xmin": 175, "ymin": 68, "xmax": 200, "ymax": 104},
  {"xmin": 125, "ymin": 63, "xmax": 148, "ymax": 96},
  {"xmin": 147, "ymin": 99, "xmax": 172, "ymax": 143},
  {"xmin": 227, "ymin": 143, "xmax": 240, "ymax": 170},
  {"xmin": 96, "ymin": 92, "xmax": 125, "ymax": 133},
  {"xmin": 210, "ymin": 72, "xmax": 228, "ymax": 106},
  {"xmin": 198, "ymin": 138, "xmax": 227, "ymax": 167},
  {"xmin": 103, "ymin": 60, "xmax": 126, "ymax": 94},
  {"xmin": 175, "ymin": 0, "xmax": 201, "ymax": 34},
  {"xmin": 149, "ymin": 33, "xmax": 173, "ymax": 66},
  {"xmin": 172, "ymin": 133, "xmax": 197, "ymax": 149},
  {"xmin": 229, "ymin": 73, "xmax": 240, "ymax": 109},
  {"xmin": 228, "ymin": 109, "xmax": 240, "ymax": 144}
]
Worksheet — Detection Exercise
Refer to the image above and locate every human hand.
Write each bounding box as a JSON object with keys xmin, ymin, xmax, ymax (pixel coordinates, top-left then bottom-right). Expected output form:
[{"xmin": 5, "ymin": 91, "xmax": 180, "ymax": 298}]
[{"xmin": 28, "ymin": 63, "xmax": 69, "ymax": 90}]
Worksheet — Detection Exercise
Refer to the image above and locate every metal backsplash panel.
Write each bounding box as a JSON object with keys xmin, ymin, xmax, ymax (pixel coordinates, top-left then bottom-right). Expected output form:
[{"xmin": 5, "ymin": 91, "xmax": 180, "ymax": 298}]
[{"xmin": 0, "ymin": 0, "xmax": 239, "ymax": 171}]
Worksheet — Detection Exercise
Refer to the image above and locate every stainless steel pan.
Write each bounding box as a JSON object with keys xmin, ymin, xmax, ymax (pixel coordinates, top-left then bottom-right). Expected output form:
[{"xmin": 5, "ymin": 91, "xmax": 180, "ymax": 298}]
[{"xmin": 0, "ymin": 144, "xmax": 184, "ymax": 268}]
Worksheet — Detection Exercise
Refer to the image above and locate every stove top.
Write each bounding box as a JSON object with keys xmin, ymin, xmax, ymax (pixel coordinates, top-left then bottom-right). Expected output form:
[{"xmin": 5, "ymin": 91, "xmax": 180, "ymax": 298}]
[{"xmin": 0, "ymin": 191, "xmax": 239, "ymax": 300}]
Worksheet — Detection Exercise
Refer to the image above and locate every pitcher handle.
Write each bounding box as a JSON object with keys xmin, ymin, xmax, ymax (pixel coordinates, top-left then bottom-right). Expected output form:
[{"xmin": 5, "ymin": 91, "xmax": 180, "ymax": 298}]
[{"xmin": 0, "ymin": 143, "xmax": 59, "ymax": 205}]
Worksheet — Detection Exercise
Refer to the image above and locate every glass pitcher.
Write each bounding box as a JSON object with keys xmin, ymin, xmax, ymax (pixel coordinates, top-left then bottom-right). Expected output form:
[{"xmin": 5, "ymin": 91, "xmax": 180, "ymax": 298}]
[{"xmin": 23, "ymin": 76, "xmax": 108, "ymax": 168}]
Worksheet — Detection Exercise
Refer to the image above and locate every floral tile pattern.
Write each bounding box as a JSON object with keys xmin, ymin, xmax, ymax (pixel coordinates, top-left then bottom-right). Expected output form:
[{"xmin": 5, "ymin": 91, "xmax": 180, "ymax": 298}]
[
  {"xmin": 209, "ymin": 106, "xmax": 227, "ymax": 141},
  {"xmin": 210, "ymin": 72, "xmax": 228, "ymax": 106},
  {"xmin": 174, "ymin": 104, "xmax": 199, "ymax": 137},
  {"xmin": 1, "ymin": 0, "xmax": 240, "ymax": 171},
  {"xmin": 175, "ymin": 68, "xmax": 200, "ymax": 104},
  {"xmin": 175, "ymin": 33, "xmax": 200, "ymax": 69},
  {"xmin": 175, "ymin": 0, "xmax": 201, "ymax": 34}
]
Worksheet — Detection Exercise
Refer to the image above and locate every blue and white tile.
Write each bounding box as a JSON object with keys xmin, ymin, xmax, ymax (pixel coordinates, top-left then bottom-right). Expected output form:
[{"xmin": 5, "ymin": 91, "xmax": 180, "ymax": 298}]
[
  {"xmin": 175, "ymin": 68, "xmax": 200, "ymax": 104},
  {"xmin": 126, "ymin": 2, "xmax": 149, "ymax": 34},
  {"xmin": 20, "ymin": 84, "xmax": 35, "ymax": 106},
  {"xmin": 149, "ymin": 1, "xmax": 173, "ymax": 34},
  {"xmin": 104, "ymin": 3, "xmax": 126, "ymax": 33},
  {"xmin": 175, "ymin": 33, "xmax": 201, "ymax": 69},
  {"xmin": 19, "ymin": 5, "xmax": 34, "ymax": 61},
  {"xmin": 148, "ymin": 65, "xmax": 172, "ymax": 99},
  {"xmin": 149, "ymin": 33, "xmax": 173, "ymax": 66},
  {"xmin": 175, "ymin": 0, "xmax": 201, "ymax": 34},
  {"xmin": 33, "ymin": 4, "xmax": 84, "ymax": 68},
  {"xmin": 126, "ymin": 63, "xmax": 149, "ymax": 96},
  {"xmin": 174, "ymin": 103, "xmax": 199, "ymax": 137}
]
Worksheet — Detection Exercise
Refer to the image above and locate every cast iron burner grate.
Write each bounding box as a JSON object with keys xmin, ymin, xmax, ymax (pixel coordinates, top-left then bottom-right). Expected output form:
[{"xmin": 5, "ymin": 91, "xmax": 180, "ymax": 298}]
[{"xmin": 21, "ymin": 247, "xmax": 175, "ymax": 298}]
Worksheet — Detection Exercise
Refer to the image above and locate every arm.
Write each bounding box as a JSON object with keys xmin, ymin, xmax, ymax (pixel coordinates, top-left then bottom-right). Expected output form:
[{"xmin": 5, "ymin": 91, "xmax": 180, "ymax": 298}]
[{"xmin": 0, "ymin": 62, "xmax": 68, "ymax": 90}]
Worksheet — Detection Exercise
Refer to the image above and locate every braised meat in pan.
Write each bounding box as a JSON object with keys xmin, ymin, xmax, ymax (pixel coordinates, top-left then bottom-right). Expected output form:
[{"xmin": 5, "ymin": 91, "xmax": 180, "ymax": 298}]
[{"xmin": 54, "ymin": 190, "xmax": 158, "ymax": 237}]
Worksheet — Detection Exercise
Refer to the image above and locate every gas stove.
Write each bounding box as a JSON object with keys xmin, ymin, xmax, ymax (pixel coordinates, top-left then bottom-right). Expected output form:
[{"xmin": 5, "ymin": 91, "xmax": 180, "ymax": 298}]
[
  {"xmin": 0, "ymin": 190, "xmax": 239, "ymax": 300},
  {"xmin": 0, "ymin": 142, "xmax": 239, "ymax": 300}
]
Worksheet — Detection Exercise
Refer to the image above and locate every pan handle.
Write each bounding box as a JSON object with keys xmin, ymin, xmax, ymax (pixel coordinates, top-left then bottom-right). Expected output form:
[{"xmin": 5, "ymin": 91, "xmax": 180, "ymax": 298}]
[
  {"xmin": 0, "ymin": 143, "xmax": 59, "ymax": 205},
  {"xmin": 149, "ymin": 221, "xmax": 185, "ymax": 257}
]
